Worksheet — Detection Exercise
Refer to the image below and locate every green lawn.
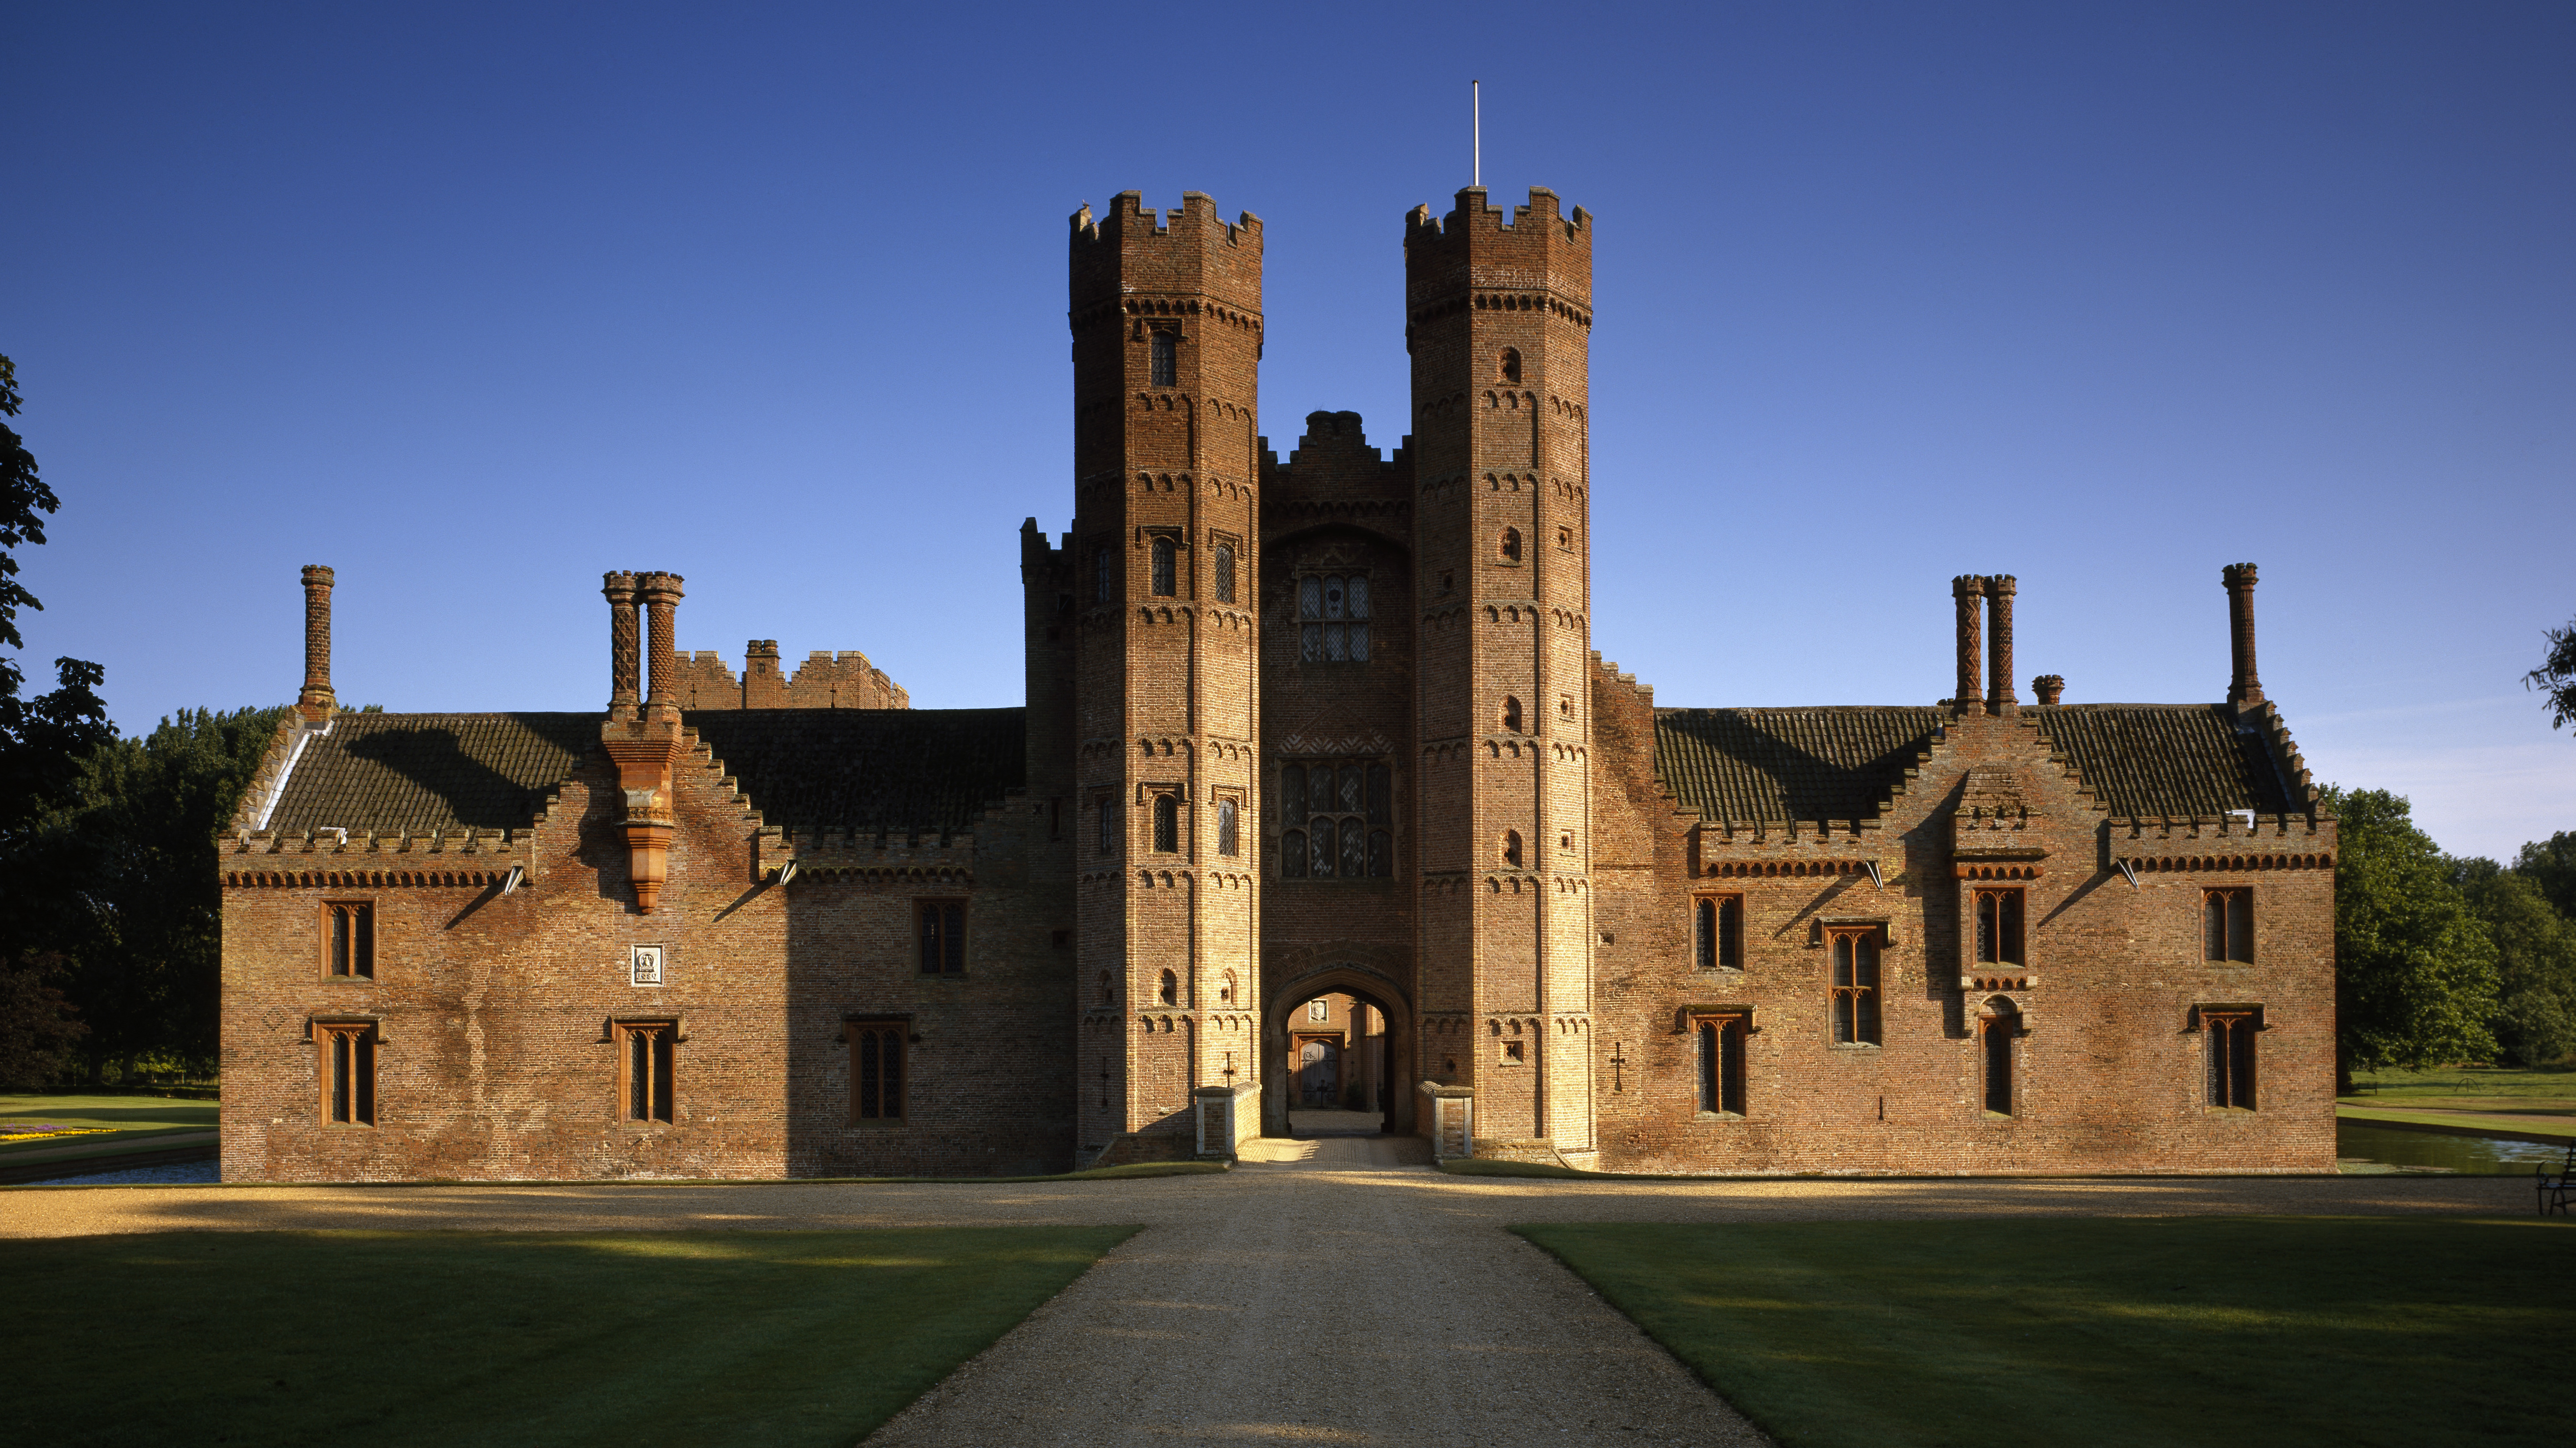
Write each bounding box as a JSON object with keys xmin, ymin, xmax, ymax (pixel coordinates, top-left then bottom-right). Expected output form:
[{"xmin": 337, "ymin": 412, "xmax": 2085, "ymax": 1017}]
[
  {"xmin": 1518, "ymin": 1216, "xmax": 2576, "ymax": 1448},
  {"xmin": 2343, "ymin": 1064, "xmax": 2576, "ymax": 1117},
  {"xmin": 0, "ymin": 1093, "xmax": 219, "ymax": 1156},
  {"xmin": 2, "ymin": 1227, "xmax": 1134, "ymax": 1446}
]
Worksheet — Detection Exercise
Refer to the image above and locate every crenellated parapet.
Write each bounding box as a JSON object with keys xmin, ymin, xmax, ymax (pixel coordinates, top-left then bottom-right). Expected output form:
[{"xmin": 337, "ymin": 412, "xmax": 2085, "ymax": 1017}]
[
  {"xmin": 223, "ymin": 825, "xmax": 535, "ymax": 889},
  {"xmin": 1403, "ymin": 186, "xmax": 1593, "ymax": 319},
  {"xmin": 1069, "ymin": 191, "xmax": 1263, "ymax": 323},
  {"xmin": 2104, "ymin": 811, "xmax": 2338, "ymax": 873}
]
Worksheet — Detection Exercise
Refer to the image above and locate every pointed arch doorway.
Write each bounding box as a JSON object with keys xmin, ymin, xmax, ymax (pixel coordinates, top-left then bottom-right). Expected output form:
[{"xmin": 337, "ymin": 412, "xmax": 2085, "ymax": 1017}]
[{"xmin": 1264, "ymin": 966, "xmax": 1415, "ymax": 1140}]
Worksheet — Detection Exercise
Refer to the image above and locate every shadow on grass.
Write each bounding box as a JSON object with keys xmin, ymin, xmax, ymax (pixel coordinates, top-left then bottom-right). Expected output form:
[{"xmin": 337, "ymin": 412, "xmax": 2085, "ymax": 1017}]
[
  {"xmin": 2, "ymin": 1226, "xmax": 1139, "ymax": 1446},
  {"xmin": 1518, "ymin": 1215, "xmax": 2576, "ymax": 1448}
]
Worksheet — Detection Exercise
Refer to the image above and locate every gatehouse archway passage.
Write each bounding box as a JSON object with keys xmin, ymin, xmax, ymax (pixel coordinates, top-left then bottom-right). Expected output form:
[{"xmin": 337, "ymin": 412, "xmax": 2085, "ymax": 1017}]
[{"xmin": 1264, "ymin": 969, "xmax": 1413, "ymax": 1140}]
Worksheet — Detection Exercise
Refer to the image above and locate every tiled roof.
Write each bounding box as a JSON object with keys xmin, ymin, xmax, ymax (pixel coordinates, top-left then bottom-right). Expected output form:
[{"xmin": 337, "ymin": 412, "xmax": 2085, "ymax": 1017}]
[
  {"xmin": 261, "ymin": 707, "xmax": 1029, "ymax": 837},
  {"xmin": 1652, "ymin": 707, "xmax": 1946, "ymax": 825},
  {"xmin": 685, "ymin": 708, "xmax": 1026, "ymax": 834},
  {"xmin": 264, "ymin": 713, "xmax": 598, "ymax": 835},
  {"xmin": 2026, "ymin": 704, "xmax": 2299, "ymax": 818},
  {"xmin": 1650, "ymin": 703, "xmax": 2296, "ymax": 825}
]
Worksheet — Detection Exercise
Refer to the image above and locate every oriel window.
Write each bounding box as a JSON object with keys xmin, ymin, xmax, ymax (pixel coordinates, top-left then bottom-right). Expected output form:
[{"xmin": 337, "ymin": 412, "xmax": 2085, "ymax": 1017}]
[
  {"xmin": 1150, "ymin": 329, "xmax": 1177, "ymax": 387},
  {"xmin": 918, "ymin": 900, "xmax": 966, "ymax": 975},
  {"xmin": 1694, "ymin": 896, "xmax": 1743, "ymax": 971},
  {"xmin": 849, "ymin": 1021, "xmax": 906, "ymax": 1122},
  {"xmin": 2204, "ymin": 888, "xmax": 2253, "ymax": 963},
  {"xmin": 323, "ymin": 901, "xmax": 374, "ymax": 979},
  {"xmin": 1830, "ymin": 929, "xmax": 1882, "ymax": 1045},
  {"xmin": 1296, "ymin": 574, "xmax": 1370, "ymax": 663},
  {"xmin": 1974, "ymin": 888, "xmax": 2026, "ymax": 966},
  {"xmin": 318, "ymin": 1023, "xmax": 376, "ymax": 1125}
]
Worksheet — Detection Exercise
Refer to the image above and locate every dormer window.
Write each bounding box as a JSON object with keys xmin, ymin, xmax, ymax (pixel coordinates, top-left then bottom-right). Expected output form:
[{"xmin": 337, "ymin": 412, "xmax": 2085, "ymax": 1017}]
[
  {"xmin": 1150, "ymin": 329, "xmax": 1177, "ymax": 387},
  {"xmin": 1298, "ymin": 574, "xmax": 1371, "ymax": 663}
]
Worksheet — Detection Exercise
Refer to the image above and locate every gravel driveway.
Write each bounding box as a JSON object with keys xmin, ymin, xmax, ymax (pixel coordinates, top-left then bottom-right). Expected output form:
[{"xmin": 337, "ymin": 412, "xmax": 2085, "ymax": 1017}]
[{"xmin": 0, "ymin": 1147, "xmax": 2525, "ymax": 1447}]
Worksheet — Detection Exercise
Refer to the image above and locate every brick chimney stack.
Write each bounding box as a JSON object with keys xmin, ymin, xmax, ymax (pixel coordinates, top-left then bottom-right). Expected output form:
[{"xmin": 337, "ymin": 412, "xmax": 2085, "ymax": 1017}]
[
  {"xmin": 296, "ymin": 565, "xmax": 337, "ymax": 722},
  {"xmin": 1985, "ymin": 574, "xmax": 2019, "ymax": 715},
  {"xmin": 637, "ymin": 572, "xmax": 685, "ymax": 718},
  {"xmin": 1951, "ymin": 575, "xmax": 1985, "ymax": 713},
  {"xmin": 602, "ymin": 572, "xmax": 640, "ymax": 721},
  {"xmin": 2032, "ymin": 674, "xmax": 2064, "ymax": 706},
  {"xmin": 2223, "ymin": 562, "xmax": 2264, "ymax": 709}
]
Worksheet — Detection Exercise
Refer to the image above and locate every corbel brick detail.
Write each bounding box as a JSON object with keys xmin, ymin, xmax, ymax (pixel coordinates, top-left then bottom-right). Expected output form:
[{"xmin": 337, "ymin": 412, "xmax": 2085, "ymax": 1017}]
[{"xmin": 602, "ymin": 722, "xmax": 686, "ymax": 913}]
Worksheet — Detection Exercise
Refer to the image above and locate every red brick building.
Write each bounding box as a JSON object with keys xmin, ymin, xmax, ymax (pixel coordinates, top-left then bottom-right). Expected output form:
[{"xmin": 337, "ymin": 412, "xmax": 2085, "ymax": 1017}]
[{"xmin": 220, "ymin": 186, "xmax": 2336, "ymax": 1180}]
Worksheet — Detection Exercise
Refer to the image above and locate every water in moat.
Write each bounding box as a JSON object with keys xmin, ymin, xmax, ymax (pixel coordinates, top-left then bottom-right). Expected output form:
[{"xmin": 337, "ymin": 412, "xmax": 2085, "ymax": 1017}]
[{"xmin": 2336, "ymin": 1118, "xmax": 2568, "ymax": 1175}]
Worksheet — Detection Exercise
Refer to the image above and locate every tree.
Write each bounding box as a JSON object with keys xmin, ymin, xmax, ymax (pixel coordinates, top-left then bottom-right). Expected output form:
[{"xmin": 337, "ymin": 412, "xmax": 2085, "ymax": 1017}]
[
  {"xmin": 2528, "ymin": 617, "xmax": 2576, "ymax": 733},
  {"xmin": 2453, "ymin": 858, "xmax": 2576, "ymax": 1067},
  {"xmin": 0, "ymin": 355, "xmax": 112, "ymax": 836},
  {"xmin": 2322, "ymin": 786, "xmax": 2498, "ymax": 1089},
  {"xmin": 2516, "ymin": 831, "xmax": 2576, "ymax": 921},
  {"xmin": 0, "ymin": 952, "xmax": 87, "ymax": 1089},
  {"xmin": 38, "ymin": 707, "xmax": 288, "ymax": 1079}
]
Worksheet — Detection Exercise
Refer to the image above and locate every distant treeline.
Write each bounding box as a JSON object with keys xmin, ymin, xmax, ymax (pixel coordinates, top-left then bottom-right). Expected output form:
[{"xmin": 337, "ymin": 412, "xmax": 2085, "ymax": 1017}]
[{"xmin": 1, "ymin": 707, "xmax": 287, "ymax": 1086}]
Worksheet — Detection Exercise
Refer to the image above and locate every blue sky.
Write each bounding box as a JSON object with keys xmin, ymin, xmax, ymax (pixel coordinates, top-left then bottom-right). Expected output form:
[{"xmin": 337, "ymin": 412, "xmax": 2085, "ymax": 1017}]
[{"xmin": 5, "ymin": 1, "xmax": 2571, "ymax": 860}]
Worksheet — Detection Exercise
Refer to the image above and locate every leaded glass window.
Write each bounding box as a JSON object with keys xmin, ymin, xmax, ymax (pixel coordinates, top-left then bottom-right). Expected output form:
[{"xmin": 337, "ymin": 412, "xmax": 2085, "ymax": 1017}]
[
  {"xmin": 1278, "ymin": 757, "xmax": 1392, "ymax": 880},
  {"xmin": 1830, "ymin": 930, "xmax": 1882, "ymax": 1045},
  {"xmin": 1296, "ymin": 574, "xmax": 1371, "ymax": 663}
]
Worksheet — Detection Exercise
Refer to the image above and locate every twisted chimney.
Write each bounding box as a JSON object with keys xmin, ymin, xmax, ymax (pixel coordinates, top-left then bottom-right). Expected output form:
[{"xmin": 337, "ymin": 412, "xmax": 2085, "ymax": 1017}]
[
  {"xmin": 2223, "ymin": 563, "xmax": 2264, "ymax": 709},
  {"xmin": 603, "ymin": 572, "xmax": 640, "ymax": 720},
  {"xmin": 1951, "ymin": 575, "xmax": 1985, "ymax": 713},
  {"xmin": 638, "ymin": 572, "xmax": 685, "ymax": 716},
  {"xmin": 297, "ymin": 565, "xmax": 337, "ymax": 722},
  {"xmin": 1985, "ymin": 574, "xmax": 2018, "ymax": 715}
]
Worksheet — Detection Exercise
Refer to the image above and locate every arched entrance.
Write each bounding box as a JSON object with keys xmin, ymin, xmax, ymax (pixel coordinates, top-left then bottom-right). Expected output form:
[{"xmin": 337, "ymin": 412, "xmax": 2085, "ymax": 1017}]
[{"xmin": 1263, "ymin": 966, "xmax": 1414, "ymax": 1140}]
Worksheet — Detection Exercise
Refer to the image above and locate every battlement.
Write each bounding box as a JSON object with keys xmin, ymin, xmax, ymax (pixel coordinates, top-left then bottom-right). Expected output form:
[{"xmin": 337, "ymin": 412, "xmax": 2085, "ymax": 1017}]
[
  {"xmin": 1403, "ymin": 186, "xmax": 1592, "ymax": 309},
  {"xmin": 223, "ymin": 824, "xmax": 534, "ymax": 889},
  {"xmin": 1069, "ymin": 190, "xmax": 1264, "ymax": 313},
  {"xmin": 1289, "ymin": 410, "xmax": 1381, "ymax": 465},
  {"xmin": 668, "ymin": 641, "xmax": 907, "ymax": 710}
]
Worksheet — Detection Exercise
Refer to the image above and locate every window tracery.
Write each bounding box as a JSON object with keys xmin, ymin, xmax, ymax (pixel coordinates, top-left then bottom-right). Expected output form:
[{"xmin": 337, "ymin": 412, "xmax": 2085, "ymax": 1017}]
[
  {"xmin": 1280, "ymin": 759, "xmax": 1392, "ymax": 880},
  {"xmin": 1297, "ymin": 574, "xmax": 1370, "ymax": 663}
]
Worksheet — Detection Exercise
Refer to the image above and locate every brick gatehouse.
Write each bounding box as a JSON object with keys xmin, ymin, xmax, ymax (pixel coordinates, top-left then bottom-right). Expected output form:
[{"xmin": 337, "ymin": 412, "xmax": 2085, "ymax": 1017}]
[{"xmin": 219, "ymin": 187, "xmax": 2336, "ymax": 1180}]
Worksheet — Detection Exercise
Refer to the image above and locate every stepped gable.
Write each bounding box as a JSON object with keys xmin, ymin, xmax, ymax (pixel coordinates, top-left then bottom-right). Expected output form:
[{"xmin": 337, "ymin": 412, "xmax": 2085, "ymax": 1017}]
[
  {"xmin": 681, "ymin": 707, "xmax": 1026, "ymax": 834},
  {"xmin": 2025, "ymin": 702, "xmax": 2302, "ymax": 818},
  {"xmin": 1652, "ymin": 701, "xmax": 2303, "ymax": 826},
  {"xmin": 263, "ymin": 712, "xmax": 598, "ymax": 835}
]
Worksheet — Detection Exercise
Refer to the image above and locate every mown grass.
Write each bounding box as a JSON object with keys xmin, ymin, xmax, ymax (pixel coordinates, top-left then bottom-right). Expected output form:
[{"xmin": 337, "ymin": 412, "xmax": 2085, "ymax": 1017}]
[
  {"xmin": 2, "ymin": 1227, "xmax": 1134, "ymax": 1446},
  {"xmin": 1517, "ymin": 1215, "xmax": 2575, "ymax": 1448},
  {"xmin": 2344, "ymin": 1063, "xmax": 2576, "ymax": 1116},
  {"xmin": 0, "ymin": 1093, "xmax": 218, "ymax": 1156}
]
